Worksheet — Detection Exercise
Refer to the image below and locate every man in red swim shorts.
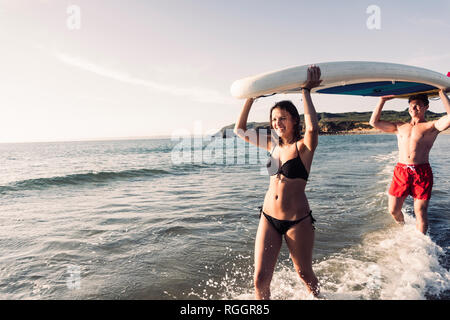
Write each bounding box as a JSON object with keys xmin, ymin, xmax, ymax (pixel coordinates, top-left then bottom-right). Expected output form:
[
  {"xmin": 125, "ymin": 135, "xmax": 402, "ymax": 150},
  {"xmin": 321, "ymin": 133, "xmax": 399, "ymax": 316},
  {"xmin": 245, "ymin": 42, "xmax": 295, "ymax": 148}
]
[
  {"xmin": 370, "ymin": 89, "xmax": 450, "ymax": 234},
  {"xmin": 389, "ymin": 163, "xmax": 433, "ymax": 200}
]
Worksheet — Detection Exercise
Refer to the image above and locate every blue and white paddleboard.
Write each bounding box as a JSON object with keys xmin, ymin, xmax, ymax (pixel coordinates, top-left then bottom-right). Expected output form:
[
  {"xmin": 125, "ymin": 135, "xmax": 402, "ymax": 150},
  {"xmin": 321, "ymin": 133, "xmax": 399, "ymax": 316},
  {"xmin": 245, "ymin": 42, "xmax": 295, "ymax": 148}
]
[{"xmin": 230, "ymin": 61, "xmax": 450, "ymax": 99}]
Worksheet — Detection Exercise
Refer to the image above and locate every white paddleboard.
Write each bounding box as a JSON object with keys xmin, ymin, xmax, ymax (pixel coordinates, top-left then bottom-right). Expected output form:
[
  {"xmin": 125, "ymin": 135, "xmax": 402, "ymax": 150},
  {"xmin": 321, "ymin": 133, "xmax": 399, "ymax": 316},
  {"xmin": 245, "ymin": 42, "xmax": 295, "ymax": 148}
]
[{"xmin": 230, "ymin": 61, "xmax": 450, "ymax": 99}]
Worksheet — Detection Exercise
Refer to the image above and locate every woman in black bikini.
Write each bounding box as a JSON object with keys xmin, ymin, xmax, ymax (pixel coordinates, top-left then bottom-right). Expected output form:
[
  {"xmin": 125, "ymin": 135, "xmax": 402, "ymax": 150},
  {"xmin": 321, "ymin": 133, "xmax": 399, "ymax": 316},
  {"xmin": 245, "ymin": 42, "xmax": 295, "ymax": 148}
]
[{"xmin": 234, "ymin": 65, "xmax": 321, "ymax": 299}]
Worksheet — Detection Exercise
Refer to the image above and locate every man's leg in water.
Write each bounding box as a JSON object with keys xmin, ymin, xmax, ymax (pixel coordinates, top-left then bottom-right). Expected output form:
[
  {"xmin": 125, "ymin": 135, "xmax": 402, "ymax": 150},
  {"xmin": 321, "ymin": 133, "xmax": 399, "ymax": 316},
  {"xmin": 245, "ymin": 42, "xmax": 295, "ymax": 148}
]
[
  {"xmin": 414, "ymin": 198, "xmax": 429, "ymax": 234},
  {"xmin": 388, "ymin": 195, "xmax": 407, "ymax": 225}
]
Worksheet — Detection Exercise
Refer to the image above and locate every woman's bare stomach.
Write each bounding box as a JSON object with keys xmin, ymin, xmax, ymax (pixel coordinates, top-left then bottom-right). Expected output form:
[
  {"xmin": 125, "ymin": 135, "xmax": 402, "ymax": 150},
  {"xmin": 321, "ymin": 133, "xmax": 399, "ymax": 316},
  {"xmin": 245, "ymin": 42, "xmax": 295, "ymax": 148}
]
[{"xmin": 262, "ymin": 176, "xmax": 310, "ymax": 221}]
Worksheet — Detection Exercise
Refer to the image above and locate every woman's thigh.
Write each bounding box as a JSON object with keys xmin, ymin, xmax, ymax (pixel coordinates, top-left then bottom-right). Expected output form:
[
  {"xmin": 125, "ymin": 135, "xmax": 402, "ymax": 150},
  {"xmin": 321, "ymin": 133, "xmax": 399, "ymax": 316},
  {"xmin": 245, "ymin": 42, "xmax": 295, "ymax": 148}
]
[
  {"xmin": 284, "ymin": 219, "xmax": 315, "ymax": 273},
  {"xmin": 254, "ymin": 215, "xmax": 283, "ymax": 278}
]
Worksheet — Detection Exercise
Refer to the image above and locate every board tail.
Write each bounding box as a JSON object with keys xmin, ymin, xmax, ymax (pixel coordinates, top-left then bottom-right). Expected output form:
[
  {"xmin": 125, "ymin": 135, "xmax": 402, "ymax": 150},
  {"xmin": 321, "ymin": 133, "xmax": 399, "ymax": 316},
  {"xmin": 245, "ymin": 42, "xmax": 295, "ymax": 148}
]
[{"xmin": 447, "ymin": 72, "xmax": 450, "ymax": 77}]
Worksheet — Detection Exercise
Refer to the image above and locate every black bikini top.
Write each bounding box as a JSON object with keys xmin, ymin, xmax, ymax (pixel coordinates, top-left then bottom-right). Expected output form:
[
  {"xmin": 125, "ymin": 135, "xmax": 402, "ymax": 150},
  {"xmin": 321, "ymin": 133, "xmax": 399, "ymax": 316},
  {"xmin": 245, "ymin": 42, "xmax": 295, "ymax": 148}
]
[{"xmin": 266, "ymin": 143, "xmax": 309, "ymax": 181}]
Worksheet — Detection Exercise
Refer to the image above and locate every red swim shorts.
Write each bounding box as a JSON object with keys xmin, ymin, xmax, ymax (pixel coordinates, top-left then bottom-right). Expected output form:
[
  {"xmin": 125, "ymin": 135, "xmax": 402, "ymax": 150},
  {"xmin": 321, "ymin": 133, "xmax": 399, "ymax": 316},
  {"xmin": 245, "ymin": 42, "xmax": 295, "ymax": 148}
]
[{"xmin": 388, "ymin": 163, "xmax": 433, "ymax": 200}]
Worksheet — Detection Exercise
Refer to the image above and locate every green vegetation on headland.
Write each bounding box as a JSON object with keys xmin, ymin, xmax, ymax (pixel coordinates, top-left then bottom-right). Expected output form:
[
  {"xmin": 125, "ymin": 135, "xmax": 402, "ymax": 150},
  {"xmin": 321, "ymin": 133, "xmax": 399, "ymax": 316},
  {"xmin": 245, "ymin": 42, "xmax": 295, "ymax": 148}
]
[{"xmin": 215, "ymin": 110, "xmax": 446, "ymax": 138}]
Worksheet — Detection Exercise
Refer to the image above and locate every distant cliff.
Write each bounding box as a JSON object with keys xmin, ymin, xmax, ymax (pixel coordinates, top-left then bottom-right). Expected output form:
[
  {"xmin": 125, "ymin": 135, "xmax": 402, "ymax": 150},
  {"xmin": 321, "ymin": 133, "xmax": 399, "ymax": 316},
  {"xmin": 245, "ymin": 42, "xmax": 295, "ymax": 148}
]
[{"xmin": 215, "ymin": 110, "xmax": 446, "ymax": 138}]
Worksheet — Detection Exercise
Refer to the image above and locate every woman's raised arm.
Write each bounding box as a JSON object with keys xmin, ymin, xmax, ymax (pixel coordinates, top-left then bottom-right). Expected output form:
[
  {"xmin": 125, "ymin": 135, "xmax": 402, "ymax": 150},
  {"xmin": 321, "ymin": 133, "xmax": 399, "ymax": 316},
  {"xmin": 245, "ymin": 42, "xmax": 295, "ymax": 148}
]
[
  {"xmin": 234, "ymin": 98, "xmax": 272, "ymax": 151},
  {"xmin": 301, "ymin": 65, "xmax": 321, "ymax": 152}
]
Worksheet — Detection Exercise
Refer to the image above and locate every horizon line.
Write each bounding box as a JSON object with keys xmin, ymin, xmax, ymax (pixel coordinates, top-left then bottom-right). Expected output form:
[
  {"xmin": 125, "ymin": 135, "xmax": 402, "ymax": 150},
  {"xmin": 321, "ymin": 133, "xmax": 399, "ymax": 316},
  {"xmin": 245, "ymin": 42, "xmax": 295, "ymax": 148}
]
[
  {"xmin": 0, "ymin": 135, "xmax": 173, "ymax": 145},
  {"xmin": 0, "ymin": 133, "xmax": 223, "ymax": 145}
]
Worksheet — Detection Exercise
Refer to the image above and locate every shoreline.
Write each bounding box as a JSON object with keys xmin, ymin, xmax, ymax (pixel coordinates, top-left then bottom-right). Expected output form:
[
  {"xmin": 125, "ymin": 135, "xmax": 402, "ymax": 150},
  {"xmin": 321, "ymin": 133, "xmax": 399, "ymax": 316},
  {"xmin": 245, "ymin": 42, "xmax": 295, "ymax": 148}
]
[
  {"xmin": 319, "ymin": 130, "xmax": 386, "ymax": 135},
  {"xmin": 215, "ymin": 128, "xmax": 450, "ymax": 138},
  {"xmin": 332, "ymin": 128, "xmax": 450, "ymax": 135}
]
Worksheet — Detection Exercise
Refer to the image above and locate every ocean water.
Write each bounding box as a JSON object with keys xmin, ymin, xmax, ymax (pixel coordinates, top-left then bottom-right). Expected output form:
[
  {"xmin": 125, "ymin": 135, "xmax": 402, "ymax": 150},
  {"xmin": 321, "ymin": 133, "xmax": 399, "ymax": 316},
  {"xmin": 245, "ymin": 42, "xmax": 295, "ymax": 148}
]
[{"xmin": 0, "ymin": 134, "xmax": 448, "ymax": 300}]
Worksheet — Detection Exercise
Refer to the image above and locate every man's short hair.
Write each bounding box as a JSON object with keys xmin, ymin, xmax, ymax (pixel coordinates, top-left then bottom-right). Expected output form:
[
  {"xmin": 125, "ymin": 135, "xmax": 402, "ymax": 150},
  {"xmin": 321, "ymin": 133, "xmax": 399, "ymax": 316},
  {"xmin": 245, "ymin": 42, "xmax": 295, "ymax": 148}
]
[{"xmin": 408, "ymin": 94, "xmax": 429, "ymax": 106}]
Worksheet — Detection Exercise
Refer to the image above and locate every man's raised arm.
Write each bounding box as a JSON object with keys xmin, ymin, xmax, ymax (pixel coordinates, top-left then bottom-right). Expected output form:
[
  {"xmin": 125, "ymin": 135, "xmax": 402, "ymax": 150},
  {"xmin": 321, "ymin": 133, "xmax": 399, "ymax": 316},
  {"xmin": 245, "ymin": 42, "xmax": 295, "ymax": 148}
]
[
  {"xmin": 434, "ymin": 89, "xmax": 450, "ymax": 132},
  {"xmin": 369, "ymin": 95, "xmax": 399, "ymax": 133}
]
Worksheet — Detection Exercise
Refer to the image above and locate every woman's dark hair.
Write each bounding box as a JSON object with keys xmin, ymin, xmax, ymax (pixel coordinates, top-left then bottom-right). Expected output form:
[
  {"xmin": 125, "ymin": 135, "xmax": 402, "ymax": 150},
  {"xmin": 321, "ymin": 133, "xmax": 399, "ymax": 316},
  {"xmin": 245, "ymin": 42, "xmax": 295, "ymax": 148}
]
[{"xmin": 269, "ymin": 100, "xmax": 302, "ymax": 145}]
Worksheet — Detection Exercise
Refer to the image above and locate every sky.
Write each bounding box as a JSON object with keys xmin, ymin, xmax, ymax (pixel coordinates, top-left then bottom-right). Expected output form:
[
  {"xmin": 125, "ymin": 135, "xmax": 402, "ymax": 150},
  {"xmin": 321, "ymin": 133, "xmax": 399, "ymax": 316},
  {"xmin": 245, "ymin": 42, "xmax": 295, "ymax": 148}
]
[{"xmin": 0, "ymin": 0, "xmax": 449, "ymax": 143}]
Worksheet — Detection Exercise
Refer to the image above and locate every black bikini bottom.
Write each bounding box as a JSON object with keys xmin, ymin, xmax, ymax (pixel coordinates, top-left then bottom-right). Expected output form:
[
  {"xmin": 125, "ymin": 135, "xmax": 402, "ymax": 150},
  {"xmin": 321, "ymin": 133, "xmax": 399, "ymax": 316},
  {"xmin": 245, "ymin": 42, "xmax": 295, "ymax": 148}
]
[{"xmin": 259, "ymin": 206, "xmax": 316, "ymax": 235}]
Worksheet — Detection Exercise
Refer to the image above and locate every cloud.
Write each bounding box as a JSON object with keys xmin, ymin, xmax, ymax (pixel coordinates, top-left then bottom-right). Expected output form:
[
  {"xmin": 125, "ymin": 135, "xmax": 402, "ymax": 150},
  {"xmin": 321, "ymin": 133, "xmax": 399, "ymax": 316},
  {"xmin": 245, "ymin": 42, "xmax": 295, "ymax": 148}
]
[{"xmin": 52, "ymin": 51, "xmax": 234, "ymax": 105}]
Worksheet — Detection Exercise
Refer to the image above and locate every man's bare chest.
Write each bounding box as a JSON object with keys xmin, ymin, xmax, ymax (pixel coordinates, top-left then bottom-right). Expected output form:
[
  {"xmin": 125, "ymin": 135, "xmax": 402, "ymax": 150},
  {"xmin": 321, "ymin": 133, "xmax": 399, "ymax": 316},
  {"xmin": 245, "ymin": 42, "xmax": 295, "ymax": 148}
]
[{"xmin": 397, "ymin": 123, "xmax": 436, "ymax": 145}]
